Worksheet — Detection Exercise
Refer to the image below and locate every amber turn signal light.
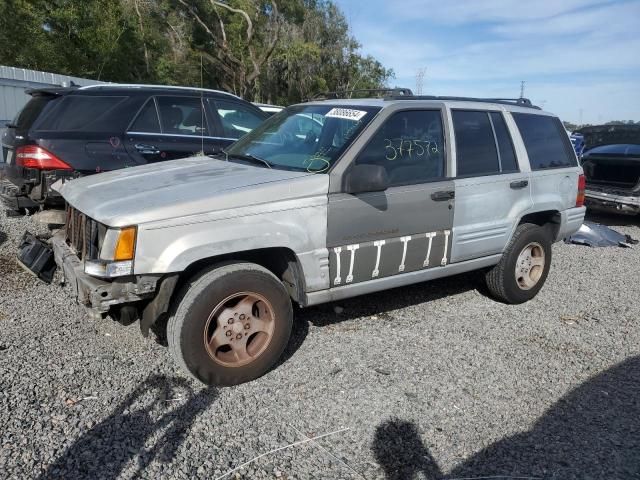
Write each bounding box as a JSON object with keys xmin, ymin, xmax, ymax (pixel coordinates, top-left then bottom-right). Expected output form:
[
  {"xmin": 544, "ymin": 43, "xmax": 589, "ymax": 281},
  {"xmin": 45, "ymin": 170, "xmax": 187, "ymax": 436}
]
[{"xmin": 114, "ymin": 227, "xmax": 137, "ymax": 261}]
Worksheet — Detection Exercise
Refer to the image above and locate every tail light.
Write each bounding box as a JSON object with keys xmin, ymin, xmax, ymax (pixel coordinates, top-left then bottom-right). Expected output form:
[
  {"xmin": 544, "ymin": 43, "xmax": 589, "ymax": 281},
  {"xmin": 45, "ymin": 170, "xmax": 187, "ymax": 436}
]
[
  {"xmin": 576, "ymin": 173, "xmax": 586, "ymax": 207},
  {"xmin": 15, "ymin": 145, "xmax": 72, "ymax": 170}
]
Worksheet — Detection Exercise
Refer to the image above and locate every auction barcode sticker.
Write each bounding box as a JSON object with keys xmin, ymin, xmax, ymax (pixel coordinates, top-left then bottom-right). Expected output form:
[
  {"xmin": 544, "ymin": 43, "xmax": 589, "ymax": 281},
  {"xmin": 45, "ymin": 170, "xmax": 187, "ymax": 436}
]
[{"xmin": 325, "ymin": 108, "xmax": 368, "ymax": 121}]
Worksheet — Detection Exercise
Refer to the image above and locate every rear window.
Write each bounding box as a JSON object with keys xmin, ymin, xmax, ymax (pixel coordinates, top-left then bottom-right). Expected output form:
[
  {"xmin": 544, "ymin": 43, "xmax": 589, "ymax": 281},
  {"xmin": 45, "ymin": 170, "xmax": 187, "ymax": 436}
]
[
  {"xmin": 34, "ymin": 95, "xmax": 129, "ymax": 132},
  {"xmin": 12, "ymin": 95, "xmax": 55, "ymax": 130},
  {"xmin": 512, "ymin": 113, "xmax": 577, "ymax": 170}
]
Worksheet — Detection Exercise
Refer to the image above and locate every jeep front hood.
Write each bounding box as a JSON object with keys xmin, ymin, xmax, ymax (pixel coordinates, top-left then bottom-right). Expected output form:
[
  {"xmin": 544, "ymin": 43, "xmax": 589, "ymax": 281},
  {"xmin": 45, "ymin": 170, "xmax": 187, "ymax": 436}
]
[{"xmin": 56, "ymin": 156, "xmax": 327, "ymax": 227}]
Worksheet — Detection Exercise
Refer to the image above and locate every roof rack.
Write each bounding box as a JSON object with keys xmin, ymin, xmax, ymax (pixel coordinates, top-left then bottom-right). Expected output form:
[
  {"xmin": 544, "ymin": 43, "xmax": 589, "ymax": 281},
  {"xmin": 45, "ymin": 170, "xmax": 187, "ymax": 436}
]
[
  {"xmin": 312, "ymin": 88, "xmax": 414, "ymax": 100},
  {"xmin": 384, "ymin": 95, "xmax": 541, "ymax": 109},
  {"xmin": 78, "ymin": 83, "xmax": 240, "ymax": 99}
]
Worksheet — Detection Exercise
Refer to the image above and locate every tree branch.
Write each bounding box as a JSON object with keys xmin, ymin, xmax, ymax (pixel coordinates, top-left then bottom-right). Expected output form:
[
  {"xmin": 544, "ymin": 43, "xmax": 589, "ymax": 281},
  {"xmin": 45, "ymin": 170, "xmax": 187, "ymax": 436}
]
[{"xmin": 210, "ymin": 0, "xmax": 253, "ymax": 42}]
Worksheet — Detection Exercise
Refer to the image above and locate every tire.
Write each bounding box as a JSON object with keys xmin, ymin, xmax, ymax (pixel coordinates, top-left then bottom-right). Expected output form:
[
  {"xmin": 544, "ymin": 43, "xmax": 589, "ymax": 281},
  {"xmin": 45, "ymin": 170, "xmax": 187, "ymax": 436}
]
[
  {"xmin": 168, "ymin": 262, "xmax": 293, "ymax": 386},
  {"xmin": 485, "ymin": 223, "xmax": 552, "ymax": 304}
]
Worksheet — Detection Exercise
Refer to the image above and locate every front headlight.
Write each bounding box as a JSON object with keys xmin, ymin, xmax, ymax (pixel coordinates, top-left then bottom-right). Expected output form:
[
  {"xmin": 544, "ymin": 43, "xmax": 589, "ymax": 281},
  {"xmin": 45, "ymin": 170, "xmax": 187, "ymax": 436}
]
[{"xmin": 85, "ymin": 226, "xmax": 137, "ymax": 278}]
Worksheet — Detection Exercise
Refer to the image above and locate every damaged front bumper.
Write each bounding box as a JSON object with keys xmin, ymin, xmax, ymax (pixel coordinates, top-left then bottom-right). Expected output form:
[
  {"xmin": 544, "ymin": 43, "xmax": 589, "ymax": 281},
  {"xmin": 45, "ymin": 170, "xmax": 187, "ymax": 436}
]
[
  {"xmin": 49, "ymin": 230, "xmax": 161, "ymax": 314},
  {"xmin": 585, "ymin": 188, "xmax": 640, "ymax": 215}
]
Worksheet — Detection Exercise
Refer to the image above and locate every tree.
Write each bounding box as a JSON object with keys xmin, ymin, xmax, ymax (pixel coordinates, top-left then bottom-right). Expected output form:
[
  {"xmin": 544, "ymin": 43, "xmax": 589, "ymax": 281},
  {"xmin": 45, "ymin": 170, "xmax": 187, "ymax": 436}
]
[{"xmin": 0, "ymin": 0, "xmax": 393, "ymax": 103}]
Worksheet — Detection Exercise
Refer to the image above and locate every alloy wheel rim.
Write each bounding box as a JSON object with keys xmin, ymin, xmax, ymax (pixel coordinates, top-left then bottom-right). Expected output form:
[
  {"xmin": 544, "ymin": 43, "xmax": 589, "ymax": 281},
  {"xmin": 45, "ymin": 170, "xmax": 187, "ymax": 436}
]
[
  {"xmin": 515, "ymin": 242, "xmax": 545, "ymax": 290},
  {"xmin": 204, "ymin": 292, "xmax": 275, "ymax": 367}
]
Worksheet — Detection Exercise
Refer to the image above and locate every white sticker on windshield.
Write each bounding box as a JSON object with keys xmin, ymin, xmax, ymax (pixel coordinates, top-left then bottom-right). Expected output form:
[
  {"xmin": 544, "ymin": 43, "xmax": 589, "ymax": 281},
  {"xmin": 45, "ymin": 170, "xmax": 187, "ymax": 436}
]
[{"xmin": 325, "ymin": 108, "xmax": 367, "ymax": 121}]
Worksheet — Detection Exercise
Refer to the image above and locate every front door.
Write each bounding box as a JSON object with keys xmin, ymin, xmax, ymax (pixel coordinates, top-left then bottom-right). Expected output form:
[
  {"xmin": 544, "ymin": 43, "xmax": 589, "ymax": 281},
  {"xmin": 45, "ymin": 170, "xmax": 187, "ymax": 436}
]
[{"xmin": 327, "ymin": 109, "xmax": 455, "ymax": 287}]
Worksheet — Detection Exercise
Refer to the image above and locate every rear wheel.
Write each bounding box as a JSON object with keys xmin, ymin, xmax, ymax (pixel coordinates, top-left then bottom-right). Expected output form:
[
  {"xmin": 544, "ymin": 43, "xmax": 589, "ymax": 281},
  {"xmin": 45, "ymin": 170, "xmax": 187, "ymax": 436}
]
[
  {"xmin": 485, "ymin": 223, "xmax": 552, "ymax": 304},
  {"xmin": 168, "ymin": 262, "xmax": 293, "ymax": 386}
]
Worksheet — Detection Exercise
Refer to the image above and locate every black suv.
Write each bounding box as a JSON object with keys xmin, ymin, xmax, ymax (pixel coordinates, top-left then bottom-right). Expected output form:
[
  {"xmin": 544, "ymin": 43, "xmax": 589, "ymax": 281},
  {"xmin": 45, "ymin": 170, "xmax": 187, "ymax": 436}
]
[{"xmin": 0, "ymin": 84, "xmax": 268, "ymax": 211}]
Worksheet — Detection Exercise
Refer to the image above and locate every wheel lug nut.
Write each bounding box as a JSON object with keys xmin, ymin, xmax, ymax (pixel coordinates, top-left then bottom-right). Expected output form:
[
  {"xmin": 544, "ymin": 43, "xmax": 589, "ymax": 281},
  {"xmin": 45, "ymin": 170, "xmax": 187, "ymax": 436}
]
[
  {"xmin": 228, "ymin": 318, "xmax": 233, "ymax": 324},
  {"xmin": 236, "ymin": 333, "xmax": 242, "ymax": 340},
  {"xmin": 245, "ymin": 323, "xmax": 250, "ymax": 329},
  {"xmin": 226, "ymin": 330, "xmax": 232, "ymax": 337},
  {"xmin": 239, "ymin": 314, "xmax": 246, "ymax": 321}
]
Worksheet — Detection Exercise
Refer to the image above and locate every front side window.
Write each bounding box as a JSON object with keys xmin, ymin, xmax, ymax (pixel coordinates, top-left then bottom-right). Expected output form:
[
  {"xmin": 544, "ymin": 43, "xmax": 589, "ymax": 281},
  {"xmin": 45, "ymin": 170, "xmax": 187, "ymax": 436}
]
[
  {"xmin": 156, "ymin": 96, "xmax": 209, "ymax": 136},
  {"xmin": 225, "ymin": 105, "xmax": 380, "ymax": 172},
  {"xmin": 512, "ymin": 113, "xmax": 577, "ymax": 170},
  {"xmin": 355, "ymin": 110, "xmax": 445, "ymax": 186},
  {"xmin": 212, "ymin": 99, "xmax": 265, "ymax": 139},
  {"xmin": 453, "ymin": 110, "xmax": 500, "ymax": 176}
]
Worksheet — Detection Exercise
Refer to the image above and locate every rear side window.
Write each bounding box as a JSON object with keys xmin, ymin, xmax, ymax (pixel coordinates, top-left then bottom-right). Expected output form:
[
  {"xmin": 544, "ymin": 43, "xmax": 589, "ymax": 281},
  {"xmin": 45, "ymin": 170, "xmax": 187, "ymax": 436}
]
[
  {"xmin": 512, "ymin": 113, "xmax": 577, "ymax": 170},
  {"xmin": 490, "ymin": 112, "xmax": 518, "ymax": 173},
  {"xmin": 12, "ymin": 96, "xmax": 56, "ymax": 131},
  {"xmin": 130, "ymin": 98, "xmax": 161, "ymax": 133},
  {"xmin": 453, "ymin": 111, "xmax": 499, "ymax": 176},
  {"xmin": 35, "ymin": 95, "xmax": 129, "ymax": 132}
]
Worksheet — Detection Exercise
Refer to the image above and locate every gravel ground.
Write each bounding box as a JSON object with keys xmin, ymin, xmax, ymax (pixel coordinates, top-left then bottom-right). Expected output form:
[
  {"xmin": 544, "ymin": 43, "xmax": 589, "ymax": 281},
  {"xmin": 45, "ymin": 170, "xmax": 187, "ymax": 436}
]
[{"xmin": 1, "ymin": 207, "xmax": 639, "ymax": 480}]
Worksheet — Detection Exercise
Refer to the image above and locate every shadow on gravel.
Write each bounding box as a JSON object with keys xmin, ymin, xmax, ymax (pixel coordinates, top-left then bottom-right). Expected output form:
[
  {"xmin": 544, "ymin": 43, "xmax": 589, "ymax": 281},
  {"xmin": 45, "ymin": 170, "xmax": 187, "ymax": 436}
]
[
  {"xmin": 38, "ymin": 374, "xmax": 217, "ymax": 480},
  {"xmin": 0, "ymin": 230, "xmax": 6, "ymax": 247},
  {"xmin": 372, "ymin": 355, "xmax": 640, "ymax": 479}
]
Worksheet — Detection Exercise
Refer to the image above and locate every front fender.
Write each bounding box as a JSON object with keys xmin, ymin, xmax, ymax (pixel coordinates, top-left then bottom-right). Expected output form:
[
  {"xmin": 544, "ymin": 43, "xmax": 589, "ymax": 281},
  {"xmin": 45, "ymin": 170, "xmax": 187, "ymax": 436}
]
[{"xmin": 134, "ymin": 198, "xmax": 329, "ymax": 291}]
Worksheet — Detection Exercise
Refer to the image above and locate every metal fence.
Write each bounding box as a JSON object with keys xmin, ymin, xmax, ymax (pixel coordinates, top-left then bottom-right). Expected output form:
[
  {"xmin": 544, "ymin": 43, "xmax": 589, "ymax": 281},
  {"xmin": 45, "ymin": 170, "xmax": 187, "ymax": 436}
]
[{"xmin": 0, "ymin": 66, "xmax": 103, "ymax": 161}]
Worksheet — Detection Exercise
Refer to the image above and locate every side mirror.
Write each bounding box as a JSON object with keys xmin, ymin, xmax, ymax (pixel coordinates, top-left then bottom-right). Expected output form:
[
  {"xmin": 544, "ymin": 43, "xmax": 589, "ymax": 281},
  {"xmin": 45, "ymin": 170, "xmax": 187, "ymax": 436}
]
[{"xmin": 345, "ymin": 164, "xmax": 389, "ymax": 194}]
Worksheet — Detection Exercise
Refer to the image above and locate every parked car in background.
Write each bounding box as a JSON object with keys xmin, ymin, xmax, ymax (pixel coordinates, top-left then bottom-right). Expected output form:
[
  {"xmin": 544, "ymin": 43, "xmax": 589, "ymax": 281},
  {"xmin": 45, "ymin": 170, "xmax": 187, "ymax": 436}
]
[
  {"xmin": 570, "ymin": 132, "xmax": 585, "ymax": 158},
  {"xmin": 32, "ymin": 93, "xmax": 585, "ymax": 386},
  {"xmin": 0, "ymin": 84, "xmax": 267, "ymax": 211},
  {"xmin": 578, "ymin": 124, "xmax": 640, "ymax": 215},
  {"xmin": 253, "ymin": 103, "xmax": 284, "ymax": 117}
]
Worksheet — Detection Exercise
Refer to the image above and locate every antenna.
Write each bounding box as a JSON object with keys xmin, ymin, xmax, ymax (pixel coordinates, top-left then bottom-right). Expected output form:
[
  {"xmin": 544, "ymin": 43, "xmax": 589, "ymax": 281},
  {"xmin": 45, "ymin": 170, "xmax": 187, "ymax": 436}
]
[
  {"xmin": 200, "ymin": 54, "xmax": 204, "ymax": 156},
  {"xmin": 519, "ymin": 80, "xmax": 526, "ymax": 99},
  {"xmin": 415, "ymin": 68, "xmax": 426, "ymax": 95}
]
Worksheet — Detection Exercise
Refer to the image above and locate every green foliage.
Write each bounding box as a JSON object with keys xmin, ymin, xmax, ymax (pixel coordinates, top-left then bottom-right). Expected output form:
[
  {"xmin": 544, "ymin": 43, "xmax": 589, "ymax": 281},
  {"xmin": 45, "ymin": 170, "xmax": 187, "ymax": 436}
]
[{"xmin": 0, "ymin": 0, "xmax": 393, "ymax": 104}]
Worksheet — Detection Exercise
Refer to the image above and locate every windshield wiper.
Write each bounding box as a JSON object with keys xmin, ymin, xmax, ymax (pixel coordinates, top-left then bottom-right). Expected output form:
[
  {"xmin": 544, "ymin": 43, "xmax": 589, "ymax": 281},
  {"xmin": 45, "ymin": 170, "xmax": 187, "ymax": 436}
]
[{"xmin": 224, "ymin": 151, "xmax": 272, "ymax": 169}]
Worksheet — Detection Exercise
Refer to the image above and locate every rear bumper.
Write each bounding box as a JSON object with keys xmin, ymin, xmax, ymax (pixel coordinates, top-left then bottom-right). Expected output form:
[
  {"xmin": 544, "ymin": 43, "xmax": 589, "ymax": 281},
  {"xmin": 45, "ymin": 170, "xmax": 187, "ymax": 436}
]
[
  {"xmin": 0, "ymin": 169, "xmax": 74, "ymax": 210},
  {"xmin": 556, "ymin": 206, "xmax": 586, "ymax": 241},
  {"xmin": 0, "ymin": 179, "xmax": 38, "ymax": 210},
  {"xmin": 50, "ymin": 231, "xmax": 160, "ymax": 313},
  {"xmin": 585, "ymin": 189, "xmax": 640, "ymax": 215}
]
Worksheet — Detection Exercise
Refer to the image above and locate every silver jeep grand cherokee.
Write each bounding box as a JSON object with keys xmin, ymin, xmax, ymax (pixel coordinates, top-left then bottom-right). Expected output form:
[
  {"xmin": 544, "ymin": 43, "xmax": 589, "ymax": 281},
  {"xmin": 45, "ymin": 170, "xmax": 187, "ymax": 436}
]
[{"xmin": 50, "ymin": 94, "xmax": 586, "ymax": 385}]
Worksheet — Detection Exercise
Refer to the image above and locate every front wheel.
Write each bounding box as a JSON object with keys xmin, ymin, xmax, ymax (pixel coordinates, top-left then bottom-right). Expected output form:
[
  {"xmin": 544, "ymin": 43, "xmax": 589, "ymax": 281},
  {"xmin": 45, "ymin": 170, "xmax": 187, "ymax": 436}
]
[
  {"xmin": 168, "ymin": 262, "xmax": 293, "ymax": 386},
  {"xmin": 485, "ymin": 223, "xmax": 552, "ymax": 304}
]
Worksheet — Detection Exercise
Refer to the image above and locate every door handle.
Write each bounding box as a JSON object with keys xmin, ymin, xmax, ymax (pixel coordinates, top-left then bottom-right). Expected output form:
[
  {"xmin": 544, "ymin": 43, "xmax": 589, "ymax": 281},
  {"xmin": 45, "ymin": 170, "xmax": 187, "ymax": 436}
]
[
  {"xmin": 135, "ymin": 143, "xmax": 160, "ymax": 155},
  {"xmin": 431, "ymin": 190, "xmax": 455, "ymax": 201},
  {"xmin": 510, "ymin": 180, "xmax": 529, "ymax": 189}
]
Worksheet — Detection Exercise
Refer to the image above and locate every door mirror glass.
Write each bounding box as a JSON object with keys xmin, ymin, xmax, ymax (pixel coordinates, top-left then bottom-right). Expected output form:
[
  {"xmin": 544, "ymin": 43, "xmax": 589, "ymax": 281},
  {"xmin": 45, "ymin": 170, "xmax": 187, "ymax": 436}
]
[{"xmin": 345, "ymin": 164, "xmax": 389, "ymax": 194}]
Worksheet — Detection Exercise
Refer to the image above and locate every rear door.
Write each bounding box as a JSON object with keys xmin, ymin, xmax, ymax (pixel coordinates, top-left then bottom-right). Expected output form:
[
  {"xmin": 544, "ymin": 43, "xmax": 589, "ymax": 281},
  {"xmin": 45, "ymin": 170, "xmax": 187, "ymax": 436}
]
[
  {"xmin": 125, "ymin": 95, "xmax": 219, "ymax": 163},
  {"xmin": 327, "ymin": 108, "xmax": 454, "ymax": 287},
  {"xmin": 449, "ymin": 109, "xmax": 532, "ymax": 262}
]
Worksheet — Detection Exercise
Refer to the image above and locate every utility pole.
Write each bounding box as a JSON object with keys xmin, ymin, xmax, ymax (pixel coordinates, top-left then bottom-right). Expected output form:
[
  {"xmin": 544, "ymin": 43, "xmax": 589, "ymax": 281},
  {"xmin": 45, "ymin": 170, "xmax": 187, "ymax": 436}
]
[
  {"xmin": 519, "ymin": 81, "xmax": 526, "ymax": 99},
  {"xmin": 415, "ymin": 68, "xmax": 426, "ymax": 95}
]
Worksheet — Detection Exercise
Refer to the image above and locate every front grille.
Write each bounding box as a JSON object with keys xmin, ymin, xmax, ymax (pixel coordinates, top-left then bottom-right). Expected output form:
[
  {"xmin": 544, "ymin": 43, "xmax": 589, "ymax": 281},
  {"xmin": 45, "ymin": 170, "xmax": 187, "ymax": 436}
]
[{"xmin": 65, "ymin": 204, "xmax": 100, "ymax": 260}]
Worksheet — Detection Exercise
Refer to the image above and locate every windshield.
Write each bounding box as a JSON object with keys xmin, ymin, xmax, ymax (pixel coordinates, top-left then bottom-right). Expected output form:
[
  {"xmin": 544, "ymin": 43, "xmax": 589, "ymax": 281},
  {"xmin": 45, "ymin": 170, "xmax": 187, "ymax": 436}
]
[{"xmin": 225, "ymin": 104, "xmax": 380, "ymax": 172}]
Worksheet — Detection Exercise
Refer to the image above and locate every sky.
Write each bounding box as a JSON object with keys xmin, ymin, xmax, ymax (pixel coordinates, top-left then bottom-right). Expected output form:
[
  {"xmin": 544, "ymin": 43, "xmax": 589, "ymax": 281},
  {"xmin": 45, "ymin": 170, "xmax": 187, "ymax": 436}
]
[{"xmin": 333, "ymin": 0, "xmax": 640, "ymax": 124}]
